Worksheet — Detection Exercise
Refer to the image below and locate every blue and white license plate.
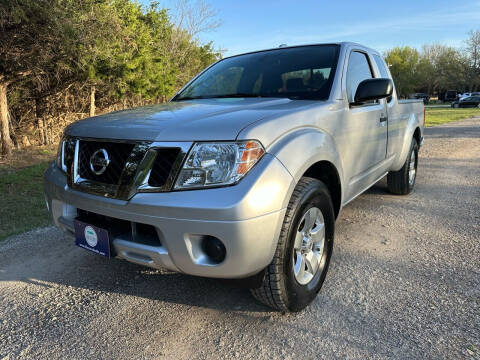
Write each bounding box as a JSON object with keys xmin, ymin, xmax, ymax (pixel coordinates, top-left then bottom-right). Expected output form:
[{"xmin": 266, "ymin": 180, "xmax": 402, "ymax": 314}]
[{"xmin": 74, "ymin": 220, "xmax": 111, "ymax": 258}]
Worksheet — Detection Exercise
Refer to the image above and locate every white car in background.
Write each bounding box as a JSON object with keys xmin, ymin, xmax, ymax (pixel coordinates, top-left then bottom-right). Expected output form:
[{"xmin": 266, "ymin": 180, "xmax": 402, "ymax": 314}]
[{"xmin": 459, "ymin": 92, "xmax": 480, "ymax": 100}]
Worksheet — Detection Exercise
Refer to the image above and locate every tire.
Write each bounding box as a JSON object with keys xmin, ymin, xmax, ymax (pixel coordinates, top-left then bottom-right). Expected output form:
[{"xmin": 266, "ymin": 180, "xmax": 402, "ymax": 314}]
[
  {"xmin": 387, "ymin": 138, "xmax": 418, "ymax": 195},
  {"xmin": 250, "ymin": 177, "xmax": 335, "ymax": 312}
]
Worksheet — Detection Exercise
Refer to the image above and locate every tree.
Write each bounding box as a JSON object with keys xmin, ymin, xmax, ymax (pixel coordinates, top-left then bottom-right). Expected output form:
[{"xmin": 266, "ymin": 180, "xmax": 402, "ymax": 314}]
[
  {"xmin": 64, "ymin": 0, "xmax": 149, "ymax": 115},
  {"xmin": 0, "ymin": 75, "xmax": 12, "ymax": 154},
  {"xmin": 385, "ymin": 44, "xmax": 470, "ymax": 97},
  {"xmin": 117, "ymin": 2, "xmax": 173, "ymax": 101},
  {"xmin": 162, "ymin": 0, "xmax": 222, "ymax": 98},
  {"xmin": 0, "ymin": 0, "xmax": 53, "ymax": 154},
  {"xmin": 465, "ymin": 29, "xmax": 480, "ymax": 91},
  {"xmin": 0, "ymin": 0, "xmax": 85, "ymax": 153},
  {"xmin": 417, "ymin": 44, "xmax": 440, "ymax": 94},
  {"xmin": 435, "ymin": 47, "xmax": 468, "ymax": 92},
  {"xmin": 170, "ymin": 0, "xmax": 221, "ymax": 39},
  {"xmin": 385, "ymin": 46, "xmax": 420, "ymax": 97},
  {"xmin": 1, "ymin": 0, "xmax": 221, "ymax": 155},
  {"xmin": 420, "ymin": 44, "xmax": 468, "ymax": 94}
]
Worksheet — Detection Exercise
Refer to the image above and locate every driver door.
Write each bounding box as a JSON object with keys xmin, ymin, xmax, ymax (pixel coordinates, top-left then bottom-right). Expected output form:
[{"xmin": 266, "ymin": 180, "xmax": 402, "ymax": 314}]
[{"xmin": 341, "ymin": 51, "xmax": 388, "ymax": 201}]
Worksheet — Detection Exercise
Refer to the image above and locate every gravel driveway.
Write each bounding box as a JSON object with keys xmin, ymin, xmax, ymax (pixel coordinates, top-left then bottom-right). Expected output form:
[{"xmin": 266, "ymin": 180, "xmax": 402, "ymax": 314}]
[{"xmin": 1, "ymin": 118, "xmax": 479, "ymax": 360}]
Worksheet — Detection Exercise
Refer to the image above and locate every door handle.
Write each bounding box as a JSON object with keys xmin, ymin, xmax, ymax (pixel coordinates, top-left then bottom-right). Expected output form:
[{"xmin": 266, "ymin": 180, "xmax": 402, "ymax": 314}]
[{"xmin": 380, "ymin": 116, "xmax": 388, "ymax": 123}]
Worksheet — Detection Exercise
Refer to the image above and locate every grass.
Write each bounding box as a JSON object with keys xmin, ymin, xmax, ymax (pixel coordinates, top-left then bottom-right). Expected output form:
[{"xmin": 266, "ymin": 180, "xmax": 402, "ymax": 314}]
[
  {"xmin": 425, "ymin": 107, "xmax": 480, "ymax": 127},
  {"xmin": 0, "ymin": 162, "xmax": 52, "ymax": 240}
]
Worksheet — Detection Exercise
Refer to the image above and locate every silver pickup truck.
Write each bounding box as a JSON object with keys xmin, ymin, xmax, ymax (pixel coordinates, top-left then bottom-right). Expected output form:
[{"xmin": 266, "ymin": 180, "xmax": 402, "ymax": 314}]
[{"xmin": 44, "ymin": 42, "xmax": 424, "ymax": 312}]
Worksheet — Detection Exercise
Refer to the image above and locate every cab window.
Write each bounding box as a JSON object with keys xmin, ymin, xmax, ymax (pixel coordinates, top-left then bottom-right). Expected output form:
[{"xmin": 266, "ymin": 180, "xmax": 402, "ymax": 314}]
[
  {"xmin": 373, "ymin": 55, "xmax": 390, "ymax": 78},
  {"xmin": 373, "ymin": 54, "xmax": 393, "ymax": 102},
  {"xmin": 346, "ymin": 51, "xmax": 374, "ymax": 103}
]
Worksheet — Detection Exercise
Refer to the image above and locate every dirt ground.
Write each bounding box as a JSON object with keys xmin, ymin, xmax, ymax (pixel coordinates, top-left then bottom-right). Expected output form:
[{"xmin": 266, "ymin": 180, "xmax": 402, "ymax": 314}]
[{"xmin": 1, "ymin": 118, "xmax": 479, "ymax": 359}]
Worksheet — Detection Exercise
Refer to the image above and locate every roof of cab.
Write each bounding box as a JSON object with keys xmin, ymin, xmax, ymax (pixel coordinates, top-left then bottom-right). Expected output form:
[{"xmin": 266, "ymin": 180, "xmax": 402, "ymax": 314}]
[{"xmin": 225, "ymin": 42, "xmax": 381, "ymax": 59}]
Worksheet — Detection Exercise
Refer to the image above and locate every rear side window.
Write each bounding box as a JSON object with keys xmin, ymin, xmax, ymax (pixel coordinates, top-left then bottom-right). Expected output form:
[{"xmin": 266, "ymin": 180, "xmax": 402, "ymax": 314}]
[
  {"xmin": 346, "ymin": 51, "xmax": 373, "ymax": 102},
  {"xmin": 373, "ymin": 54, "xmax": 393, "ymax": 102},
  {"xmin": 373, "ymin": 55, "xmax": 390, "ymax": 78}
]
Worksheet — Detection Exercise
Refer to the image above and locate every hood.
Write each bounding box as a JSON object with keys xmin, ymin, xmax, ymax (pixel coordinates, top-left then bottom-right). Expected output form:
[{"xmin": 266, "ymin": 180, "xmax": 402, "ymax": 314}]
[{"xmin": 66, "ymin": 98, "xmax": 308, "ymax": 142}]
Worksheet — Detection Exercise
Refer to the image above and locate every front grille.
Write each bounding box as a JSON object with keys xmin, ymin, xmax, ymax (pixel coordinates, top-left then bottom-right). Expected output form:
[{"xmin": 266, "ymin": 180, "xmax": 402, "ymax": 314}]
[
  {"xmin": 78, "ymin": 140, "xmax": 135, "ymax": 184},
  {"xmin": 65, "ymin": 136, "xmax": 187, "ymax": 199},
  {"xmin": 148, "ymin": 148, "xmax": 181, "ymax": 187}
]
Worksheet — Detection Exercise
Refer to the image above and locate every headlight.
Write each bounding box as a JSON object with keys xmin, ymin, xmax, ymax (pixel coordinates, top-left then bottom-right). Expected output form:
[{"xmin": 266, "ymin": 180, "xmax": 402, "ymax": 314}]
[
  {"xmin": 56, "ymin": 137, "xmax": 66, "ymax": 172},
  {"xmin": 174, "ymin": 140, "xmax": 265, "ymax": 189}
]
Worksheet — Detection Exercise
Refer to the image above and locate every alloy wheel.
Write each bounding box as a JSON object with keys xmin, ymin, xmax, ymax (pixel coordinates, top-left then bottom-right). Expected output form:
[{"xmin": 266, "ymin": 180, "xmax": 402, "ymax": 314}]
[
  {"xmin": 292, "ymin": 207, "xmax": 326, "ymax": 285},
  {"xmin": 408, "ymin": 149, "xmax": 417, "ymax": 186}
]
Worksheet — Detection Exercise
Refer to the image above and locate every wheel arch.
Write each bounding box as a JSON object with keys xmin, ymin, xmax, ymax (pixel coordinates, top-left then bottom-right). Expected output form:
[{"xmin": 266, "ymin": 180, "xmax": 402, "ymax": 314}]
[
  {"xmin": 303, "ymin": 161, "xmax": 342, "ymax": 219},
  {"xmin": 413, "ymin": 127, "xmax": 421, "ymax": 146}
]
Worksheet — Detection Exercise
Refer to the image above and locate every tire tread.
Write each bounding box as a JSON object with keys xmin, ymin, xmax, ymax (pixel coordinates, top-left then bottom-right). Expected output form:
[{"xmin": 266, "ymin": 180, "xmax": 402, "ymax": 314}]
[
  {"xmin": 250, "ymin": 177, "xmax": 323, "ymax": 312},
  {"xmin": 387, "ymin": 138, "xmax": 418, "ymax": 195}
]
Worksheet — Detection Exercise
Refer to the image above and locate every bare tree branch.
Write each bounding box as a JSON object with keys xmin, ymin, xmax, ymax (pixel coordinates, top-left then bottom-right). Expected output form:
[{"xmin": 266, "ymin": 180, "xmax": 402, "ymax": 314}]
[{"xmin": 171, "ymin": 0, "xmax": 221, "ymax": 39}]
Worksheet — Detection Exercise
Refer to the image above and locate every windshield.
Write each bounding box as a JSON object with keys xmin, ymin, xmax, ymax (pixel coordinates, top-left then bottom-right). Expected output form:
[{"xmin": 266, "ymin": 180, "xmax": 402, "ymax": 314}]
[{"xmin": 173, "ymin": 45, "xmax": 340, "ymax": 101}]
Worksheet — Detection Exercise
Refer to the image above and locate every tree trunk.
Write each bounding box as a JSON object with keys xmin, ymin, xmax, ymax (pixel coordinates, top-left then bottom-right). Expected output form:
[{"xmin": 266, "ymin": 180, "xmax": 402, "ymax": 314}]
[
  {"xmin": 0, "ymin": 81, "xmax": 13, "ymax": 156},
  {"xmin": 34, "ymin": 98, "xmax": 47, "ymax": 145},
  {"xmin": 89, "ymin": 86, "xmax": 96, "ymax": 117},
  {"xmin": 45, "ymin": 115, "xmax": 52, "ymax": 145}
]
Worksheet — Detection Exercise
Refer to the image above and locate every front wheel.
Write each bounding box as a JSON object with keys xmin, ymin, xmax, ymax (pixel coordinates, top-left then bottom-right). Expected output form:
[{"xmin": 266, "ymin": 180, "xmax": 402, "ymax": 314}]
[
  {"xmin": 250, "ymin": 177, "xmax": 335, "ymax": 312},
  {"xmin": 387, "ymin": 138, "xmax": 418, "ymax": 195}
]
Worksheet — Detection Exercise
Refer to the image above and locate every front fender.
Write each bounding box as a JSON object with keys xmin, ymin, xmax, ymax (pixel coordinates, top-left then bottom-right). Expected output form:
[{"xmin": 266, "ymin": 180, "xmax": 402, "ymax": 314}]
[{"xmin": 267, "ymin": 127, "xmax": 345, "ymax": 207}]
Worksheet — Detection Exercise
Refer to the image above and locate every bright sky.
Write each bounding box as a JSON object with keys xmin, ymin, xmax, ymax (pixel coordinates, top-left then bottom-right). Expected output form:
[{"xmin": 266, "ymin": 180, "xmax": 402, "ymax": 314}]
[{"xmin": 147, "ymin": 0, "xmax": 480, "ymax": 56}]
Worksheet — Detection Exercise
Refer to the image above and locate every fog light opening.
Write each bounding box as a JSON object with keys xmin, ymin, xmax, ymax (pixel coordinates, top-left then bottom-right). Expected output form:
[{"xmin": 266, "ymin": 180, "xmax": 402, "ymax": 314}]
[{"xmin": 201, "ymin": 236, "xmax": 226, "ymax": 264}]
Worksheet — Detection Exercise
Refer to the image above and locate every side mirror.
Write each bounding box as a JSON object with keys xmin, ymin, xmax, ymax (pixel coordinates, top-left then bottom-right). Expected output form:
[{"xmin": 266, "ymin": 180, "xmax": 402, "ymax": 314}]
[{"xmin": 353, "ymin": 78, "xmax": 393, "ymax": 104}]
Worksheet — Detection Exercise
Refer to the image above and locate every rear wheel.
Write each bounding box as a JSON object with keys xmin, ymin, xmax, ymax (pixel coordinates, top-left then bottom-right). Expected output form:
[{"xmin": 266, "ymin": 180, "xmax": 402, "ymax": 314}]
[
  {"xmin": 387, "ymin": 138, "xmax": 418, "ymax": 195},
  {"xmin": 250, "ymin": 177, "xmax": 334, "ymax": 312}
]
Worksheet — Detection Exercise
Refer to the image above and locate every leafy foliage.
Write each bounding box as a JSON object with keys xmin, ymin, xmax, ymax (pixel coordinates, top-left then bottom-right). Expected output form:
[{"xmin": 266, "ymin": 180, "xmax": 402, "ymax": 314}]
[
  {"xmin": 385, "ymin": 46, "xmax": 420, "ymax": 97},
  {"xmin": 0, "ymin": 0, "xmax": 221, "ymax": 154}
]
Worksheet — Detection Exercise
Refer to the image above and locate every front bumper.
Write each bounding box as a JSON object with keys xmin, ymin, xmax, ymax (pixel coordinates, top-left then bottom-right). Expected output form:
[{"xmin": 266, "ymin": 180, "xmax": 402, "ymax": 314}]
[{"xmin": 44, "ymin": 154, "xmax": 294, "ymax": 278}]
